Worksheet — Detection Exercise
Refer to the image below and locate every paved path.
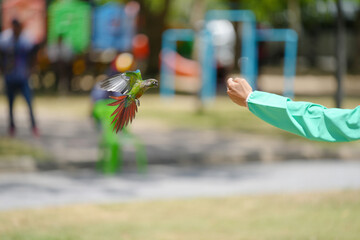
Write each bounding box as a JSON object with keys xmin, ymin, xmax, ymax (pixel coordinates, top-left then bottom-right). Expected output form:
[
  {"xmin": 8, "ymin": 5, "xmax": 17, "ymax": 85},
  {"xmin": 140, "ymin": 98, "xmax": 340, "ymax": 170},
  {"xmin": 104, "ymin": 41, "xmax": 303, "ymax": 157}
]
[{"xmin": 1, "ymin": 161, "xmax": 360, "ymax": 210}]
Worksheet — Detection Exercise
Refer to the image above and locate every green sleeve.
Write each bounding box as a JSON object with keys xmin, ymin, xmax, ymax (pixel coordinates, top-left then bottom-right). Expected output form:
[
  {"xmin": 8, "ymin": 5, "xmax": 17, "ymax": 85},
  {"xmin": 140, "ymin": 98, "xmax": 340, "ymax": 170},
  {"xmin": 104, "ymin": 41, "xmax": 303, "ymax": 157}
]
[{"xmin": 247, "ymin": 91, "xmax": 360, "ymax": 142}]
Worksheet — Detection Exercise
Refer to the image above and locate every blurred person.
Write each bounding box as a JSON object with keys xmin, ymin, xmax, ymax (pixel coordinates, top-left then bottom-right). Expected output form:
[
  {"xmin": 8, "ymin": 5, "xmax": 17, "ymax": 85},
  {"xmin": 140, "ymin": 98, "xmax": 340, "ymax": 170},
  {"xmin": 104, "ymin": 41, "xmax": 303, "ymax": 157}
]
[
  {"xmin": 90, "ymin": 75, "xmax": 149, "ymax": 174},
  {"xmin": 0, "ymin": 19, "xmax": 38, "ymax": 137},
  {"xmin": 227, "ymin": 78, "xmax": 360, "ymax": 142}
]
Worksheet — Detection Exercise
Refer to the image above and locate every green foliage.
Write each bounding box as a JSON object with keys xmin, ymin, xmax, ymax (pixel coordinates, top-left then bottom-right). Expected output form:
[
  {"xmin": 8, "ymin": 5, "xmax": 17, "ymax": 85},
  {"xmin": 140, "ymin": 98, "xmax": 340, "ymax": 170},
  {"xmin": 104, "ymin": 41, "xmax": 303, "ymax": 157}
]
[
  {"xmin": 167, "ymin": 0, "xmax": 193, "ymax": 25},
  {"xmin": 162, "ymin": 0, "xmax": 360, "ymax": 28},
  {"xmin": 143, "ymin": 0, "xmax": 169, "ymax": 15},
  {"xmin": 48, "ymin": 0, "xmax": 91, "ymax": 53},
  {"xmin": 252, "ymin": 0, "xmax": 360, "ymax": 24},
  {"xmin": 241, "ymin": 0, "xmax": 288, "ymax": 23},
  {"xmin": 205, "ymin": 0, "xmax": 230, "ymax": 10},
  {"xmin": 93, "ymin": 0, "xmax": 124, "ymax": 5}
]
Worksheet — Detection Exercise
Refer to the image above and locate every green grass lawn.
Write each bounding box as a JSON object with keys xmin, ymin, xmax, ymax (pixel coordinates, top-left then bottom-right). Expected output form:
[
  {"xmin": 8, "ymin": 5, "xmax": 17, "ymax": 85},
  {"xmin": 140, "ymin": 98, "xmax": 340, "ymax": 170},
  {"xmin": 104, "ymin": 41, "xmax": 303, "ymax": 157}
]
[
  {"xmin": 0, "ymin": 190, "xmax": 359, "ymax": 240},
  {"xmin": 136, "ymin": 95, "xmax": 360, "ymax": 149},
  {"xmin": 0, "ymin": 137, "xmax": 49, "ymax": 161},
  {"xmin": 138, "ymin": 94, "xmax": 360, "ymax": 134},
  {"xmin": 1, "ymin": 94, "xmax": 359, "ymax": 149},
  {"xmin": 1, "ymin": 94, "xmax": 359, "ymax": 136}
]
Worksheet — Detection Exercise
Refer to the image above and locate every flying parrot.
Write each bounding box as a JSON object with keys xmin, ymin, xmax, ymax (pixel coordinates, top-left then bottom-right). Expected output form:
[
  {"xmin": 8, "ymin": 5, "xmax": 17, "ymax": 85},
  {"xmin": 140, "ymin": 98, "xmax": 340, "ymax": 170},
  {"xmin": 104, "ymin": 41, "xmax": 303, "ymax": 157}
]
[{"xmin": 100, "ymin": 69, "xmax": 158, "ymax": 133}]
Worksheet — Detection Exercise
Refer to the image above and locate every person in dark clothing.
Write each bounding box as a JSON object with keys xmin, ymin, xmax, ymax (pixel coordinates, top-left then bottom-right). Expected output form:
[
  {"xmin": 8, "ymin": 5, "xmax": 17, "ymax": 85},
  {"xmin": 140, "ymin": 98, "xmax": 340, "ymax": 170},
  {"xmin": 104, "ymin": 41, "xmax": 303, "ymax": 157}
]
[{"xmin": 0, "ymin": 19, "xmax": 38, "ymax": 137}]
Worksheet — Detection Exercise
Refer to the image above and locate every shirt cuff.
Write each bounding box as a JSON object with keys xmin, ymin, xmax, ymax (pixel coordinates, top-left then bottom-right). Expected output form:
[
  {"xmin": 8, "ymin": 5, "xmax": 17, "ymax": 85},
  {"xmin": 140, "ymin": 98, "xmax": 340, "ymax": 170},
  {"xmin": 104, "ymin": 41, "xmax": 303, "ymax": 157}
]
[{"xmin": 245, "ymin": 92, "xmax": 253, "ymax": 108}]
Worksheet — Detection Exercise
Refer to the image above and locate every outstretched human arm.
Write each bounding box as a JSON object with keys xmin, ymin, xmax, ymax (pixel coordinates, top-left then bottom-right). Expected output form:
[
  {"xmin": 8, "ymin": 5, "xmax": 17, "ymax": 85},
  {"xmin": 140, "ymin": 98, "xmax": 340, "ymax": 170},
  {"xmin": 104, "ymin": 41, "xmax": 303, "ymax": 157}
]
[{"xmin": 227, "ymin": 78, "xmax": 360, "ymax": 142}]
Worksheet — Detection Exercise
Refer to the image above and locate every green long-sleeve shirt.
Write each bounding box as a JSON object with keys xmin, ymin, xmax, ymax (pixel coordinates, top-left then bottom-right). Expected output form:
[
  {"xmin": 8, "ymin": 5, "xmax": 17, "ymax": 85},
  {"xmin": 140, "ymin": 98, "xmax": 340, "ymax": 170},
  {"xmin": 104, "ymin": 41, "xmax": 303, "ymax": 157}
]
[{"xmin": 247, "ymin": 91, "xmax": 360, "ymax": 142}]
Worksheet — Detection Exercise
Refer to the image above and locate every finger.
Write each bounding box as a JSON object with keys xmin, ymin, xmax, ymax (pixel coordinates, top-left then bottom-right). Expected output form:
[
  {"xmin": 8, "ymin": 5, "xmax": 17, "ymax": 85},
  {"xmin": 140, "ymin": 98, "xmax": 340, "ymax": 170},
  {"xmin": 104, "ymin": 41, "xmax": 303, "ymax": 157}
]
[
  {"xmin": 226, "ymin": 79, "xmax": 234, "ymax": 90},
  {"xmin": 226, "ymin": 78, "xmax": 233, "ymax": 87}
]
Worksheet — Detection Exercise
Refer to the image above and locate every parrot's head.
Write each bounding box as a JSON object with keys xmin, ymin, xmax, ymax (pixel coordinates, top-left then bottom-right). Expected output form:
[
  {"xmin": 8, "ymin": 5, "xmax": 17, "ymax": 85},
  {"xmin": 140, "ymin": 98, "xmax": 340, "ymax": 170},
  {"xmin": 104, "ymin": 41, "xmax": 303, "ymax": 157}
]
[{"xmin": 145, "ymin": 78, "xmax": 158, "ymax": 88}]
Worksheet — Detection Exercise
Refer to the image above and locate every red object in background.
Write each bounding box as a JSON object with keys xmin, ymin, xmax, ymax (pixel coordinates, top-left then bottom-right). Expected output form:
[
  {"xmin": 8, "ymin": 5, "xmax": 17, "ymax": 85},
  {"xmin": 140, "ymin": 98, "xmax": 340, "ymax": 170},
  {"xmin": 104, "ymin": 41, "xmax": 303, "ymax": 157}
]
[
  {"xmin": 2, "ymin": 0, "xmax": 46, "ymax": 44},
  {"xmin": 132, "ymin": 34, "xmax": 150, "ymax": 60},
  {"xmin": 161, "ymin": 50, "xmax": 200, "ymax": 77}
]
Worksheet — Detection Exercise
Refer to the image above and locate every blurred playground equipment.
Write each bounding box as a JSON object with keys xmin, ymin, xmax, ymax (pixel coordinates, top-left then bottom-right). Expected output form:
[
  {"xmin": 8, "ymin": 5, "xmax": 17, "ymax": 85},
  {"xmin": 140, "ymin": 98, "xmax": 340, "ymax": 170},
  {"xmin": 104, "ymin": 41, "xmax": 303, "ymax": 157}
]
[
  {"xmin": 256, "ymin": 28, "xmax": 298, "ymax": 97},
  {"xmin": 48, "ymin": 0, "xmax": 91, "ymax": 54},
  {"xmin": 160, "ymin": 29, "xmax": 202, "ymax": 95},
  {"xmin": 20, "ymin": 0, "xmax": 146, "ymax": 93},
  {"xmin": 1, "ymin": 0, "xmax": 46, "ymax": 44},
  {"xmin": 160, "ymin": 10, "xmax": 298, "ymax": 103},
  {"xmin": 92, "ymin": 1, "xmax": 140, "ymax": 52},
  {"xmin": 88, "ymin": 1, "xmax": 147, "ymax": 78}
]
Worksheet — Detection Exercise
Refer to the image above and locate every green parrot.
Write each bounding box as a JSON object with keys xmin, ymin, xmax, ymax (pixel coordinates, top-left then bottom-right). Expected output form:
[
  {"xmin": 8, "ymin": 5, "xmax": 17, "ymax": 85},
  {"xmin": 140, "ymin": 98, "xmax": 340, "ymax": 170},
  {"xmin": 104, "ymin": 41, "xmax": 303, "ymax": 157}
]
[{"xmin": 100, "ymin": 69, "xmax": 158, "ymax": 133}]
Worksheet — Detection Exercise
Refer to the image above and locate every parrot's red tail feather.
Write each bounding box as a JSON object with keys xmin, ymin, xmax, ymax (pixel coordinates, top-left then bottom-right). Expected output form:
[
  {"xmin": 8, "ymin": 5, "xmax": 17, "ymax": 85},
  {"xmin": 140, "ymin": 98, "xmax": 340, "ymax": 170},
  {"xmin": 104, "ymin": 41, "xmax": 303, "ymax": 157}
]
[
  {"xmin": 108, "ymin": 95, "xmax": 126, "ymax": 106},
  {"xmin": 108, "ymin": 95, "xmax": 138, "ymax": 133}
]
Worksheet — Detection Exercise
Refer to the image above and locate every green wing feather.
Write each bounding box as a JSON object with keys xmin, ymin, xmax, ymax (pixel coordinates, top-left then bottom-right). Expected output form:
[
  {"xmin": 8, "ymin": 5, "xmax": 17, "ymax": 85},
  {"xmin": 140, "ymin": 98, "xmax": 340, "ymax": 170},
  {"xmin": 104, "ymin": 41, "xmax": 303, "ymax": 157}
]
[{"xmin": 124, "ymin": 70, "xmax": 143, "ymax": 89}]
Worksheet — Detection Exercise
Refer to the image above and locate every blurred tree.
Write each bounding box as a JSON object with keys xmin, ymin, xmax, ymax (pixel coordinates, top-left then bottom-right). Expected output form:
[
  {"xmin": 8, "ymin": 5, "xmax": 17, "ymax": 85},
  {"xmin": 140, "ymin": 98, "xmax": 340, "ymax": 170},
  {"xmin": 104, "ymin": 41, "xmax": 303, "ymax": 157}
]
[
  {"xmin": 189, "ymin": 0, "xmax": 206, "ymax": 27},
  {"xmin": 137, "ymin": 0, "xmax": 171, "ymax": 74},
  {"xmin": 288, "ymin": 0, "xmax": 303, "ymax": 34},
  {"xmin": 335, "ymin": 0, "xmax": 346, "ymax": 108},
  {"xmin": 354, "ymin": 7, "xmax": 360, "ymax": 73}
]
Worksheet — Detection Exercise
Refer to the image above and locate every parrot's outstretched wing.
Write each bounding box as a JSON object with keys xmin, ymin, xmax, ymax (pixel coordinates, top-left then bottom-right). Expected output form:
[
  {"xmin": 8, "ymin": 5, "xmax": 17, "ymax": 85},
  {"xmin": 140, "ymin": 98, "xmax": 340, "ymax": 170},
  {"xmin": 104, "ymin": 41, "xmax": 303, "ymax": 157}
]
[{"xmin": 100, "ymin": 73, "xmax": 134, "ymax": 94}]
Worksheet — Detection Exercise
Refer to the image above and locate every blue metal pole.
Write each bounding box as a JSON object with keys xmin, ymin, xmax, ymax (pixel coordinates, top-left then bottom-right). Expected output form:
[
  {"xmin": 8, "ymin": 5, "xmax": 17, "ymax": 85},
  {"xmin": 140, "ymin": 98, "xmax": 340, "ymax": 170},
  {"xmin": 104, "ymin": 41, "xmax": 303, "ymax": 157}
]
[
  {"xmin": 241, "ymin": 19, "xmax": 258, "ymax": 90},
  {"xmin": 256, "ymin": 29, "xmax": 298, "ymax": 98},
  {"xmin": 284, "ymin": 30, "xmax": 298, "ymax": 98},
  {"xmin": 200, "ymin": 29, "xmax": 216, "ymax": 102},
  {"xmin": 160, "ymin": 30, "xmax": 176, "ymax": 98}
]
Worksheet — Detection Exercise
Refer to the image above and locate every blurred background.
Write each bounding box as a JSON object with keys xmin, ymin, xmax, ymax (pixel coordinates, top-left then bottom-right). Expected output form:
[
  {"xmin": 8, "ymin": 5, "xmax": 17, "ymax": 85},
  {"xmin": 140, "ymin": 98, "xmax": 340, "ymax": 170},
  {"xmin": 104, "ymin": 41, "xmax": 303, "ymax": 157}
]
[{"xmin": 0, "ymin": 0, "xmax": 359, "ymax": 239}]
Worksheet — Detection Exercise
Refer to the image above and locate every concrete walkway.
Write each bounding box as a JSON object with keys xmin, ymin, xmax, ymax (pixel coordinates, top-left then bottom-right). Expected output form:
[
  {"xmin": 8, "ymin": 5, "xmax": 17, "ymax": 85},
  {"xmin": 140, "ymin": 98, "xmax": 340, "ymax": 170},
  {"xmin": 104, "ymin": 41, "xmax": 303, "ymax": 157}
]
[{"xmin": 1, "ymin": 161, "xmax": 360, "ymax": 210}]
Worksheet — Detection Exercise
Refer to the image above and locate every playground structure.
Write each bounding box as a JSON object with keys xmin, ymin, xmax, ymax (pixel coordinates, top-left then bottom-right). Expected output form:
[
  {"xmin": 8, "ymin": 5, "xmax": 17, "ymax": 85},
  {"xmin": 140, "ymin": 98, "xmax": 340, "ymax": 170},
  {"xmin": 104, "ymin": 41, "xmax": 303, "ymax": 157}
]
[
  {"xmin": 160, "ymin": 10, "xmax": 298, "ymax": 103},
  {"xmin": 48, "ymin": 0, "xmax": 91, "ymax": 54},
  {"xmin": 92, "ymin": 1, "xmax": 140, "ymax": 52},
  {"xmin": 1, "ymin": 0, "xmax": 146, "ymax": 93}
]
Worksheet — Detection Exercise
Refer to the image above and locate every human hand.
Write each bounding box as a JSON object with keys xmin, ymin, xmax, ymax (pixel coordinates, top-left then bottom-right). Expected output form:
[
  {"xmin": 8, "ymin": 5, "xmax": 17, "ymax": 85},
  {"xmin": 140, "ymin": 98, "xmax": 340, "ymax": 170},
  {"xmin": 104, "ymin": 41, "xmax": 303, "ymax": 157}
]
[{"xmin": 226, "ymin": 78, "xmax": 253, "ymax": 107}]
